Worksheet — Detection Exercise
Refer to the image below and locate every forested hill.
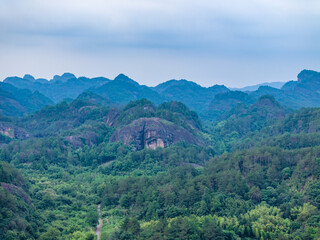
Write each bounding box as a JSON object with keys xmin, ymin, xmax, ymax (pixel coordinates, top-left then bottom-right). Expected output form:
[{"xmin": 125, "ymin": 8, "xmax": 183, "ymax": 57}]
[
  {"xmin": 0, "ymin": 82, "xmax": 53, "ymax": 116},
  {"xmin": 1, "ymin": 71, "xmax": 320, "ymax": 239},
  {"xmin": 3, "ymin": 69, "xmax": 320, "ymax": 118}
]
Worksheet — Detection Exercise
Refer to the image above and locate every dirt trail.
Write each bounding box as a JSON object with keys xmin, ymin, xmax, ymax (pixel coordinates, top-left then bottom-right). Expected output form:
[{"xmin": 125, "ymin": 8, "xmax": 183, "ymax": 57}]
[{"xmin": 96, "ymin": 204, "xmax": 103, "ymax": 240}]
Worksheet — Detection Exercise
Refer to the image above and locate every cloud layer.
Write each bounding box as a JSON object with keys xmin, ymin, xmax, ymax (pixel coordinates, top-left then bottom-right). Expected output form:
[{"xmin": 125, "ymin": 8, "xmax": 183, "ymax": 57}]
[{"xmin": 1, "ymin": 0, "xmax": 320, "ymax": 87}]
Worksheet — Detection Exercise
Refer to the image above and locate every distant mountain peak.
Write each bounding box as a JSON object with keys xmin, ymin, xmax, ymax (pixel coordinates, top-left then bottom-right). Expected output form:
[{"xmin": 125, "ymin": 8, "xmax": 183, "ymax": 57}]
[
  {"xmin": 254, "ymin": 95, "xmax": 281, "ymax": 109},
  {"xmin": 231, "ymin": 82, "xmax": 286, "ymax": 92},
  {"xmin": 114, "ymin": 74, "xmax": 139, "ymax": 85},
  {"xmin": 168, "ymin": 79, "xmax": 199, "ymax": 85},
  {"xmin": 53, "ymin": 73, "xmax": 76, "ymax": 82},
  {"xmin": 297, "ymin": 69, "xmax": 320, "ymax": 83},
  {"xmin": 257, "ymin": 85, "xmax": 279, "ymax": 91},
  {"xmin": 61, "ymin": 73, "xmax": 76, "ymax": 79},
  {"xmin": 155, "ymin": 79, "xmax": 202, "ymax": 92},
  {"xmin": 23, "ymin": 74, "xmax": 35, "ymax": 82},
  {"xmin": 115, "ymin": 73, "xmax": 128, "ymax": 79}
]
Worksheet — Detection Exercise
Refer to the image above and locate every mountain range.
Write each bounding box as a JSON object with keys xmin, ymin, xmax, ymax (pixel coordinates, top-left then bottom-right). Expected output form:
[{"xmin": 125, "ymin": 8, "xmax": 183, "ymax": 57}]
[
  {"xmin": 2, "ymin": 69, "xmax": 320, "ymax": 118},
  {"xmin": 230, "ymin": 81, "xmax": 286, "ymax": 92}
]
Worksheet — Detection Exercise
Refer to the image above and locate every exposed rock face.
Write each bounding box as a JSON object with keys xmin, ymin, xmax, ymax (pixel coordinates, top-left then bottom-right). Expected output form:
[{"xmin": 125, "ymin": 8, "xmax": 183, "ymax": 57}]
[
  {"xmin": 78, "ymin": 105, "xmax": 97, "ymax": 113},
  {"xmin": 104, "ymin": 110, "xmax": 120, "ymax": 126},
  {"xmin": 0, "ymin": 123, "xmax": 29, "ymax": 139},
  {"xmin": 110, "ymin": 117, "xmax": 202, "ymax": 151}
]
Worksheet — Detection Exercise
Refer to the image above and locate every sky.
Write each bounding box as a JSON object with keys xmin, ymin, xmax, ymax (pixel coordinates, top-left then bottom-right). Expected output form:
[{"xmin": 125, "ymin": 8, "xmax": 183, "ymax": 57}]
[{"xmin": 0, "ymin": 0, "xmax": 320, "ymax": 88}]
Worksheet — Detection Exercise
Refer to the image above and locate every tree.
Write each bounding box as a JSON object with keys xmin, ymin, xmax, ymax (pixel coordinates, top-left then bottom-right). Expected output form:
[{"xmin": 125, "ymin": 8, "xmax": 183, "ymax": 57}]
[
  {"xmin": 40, "ymin": 227, "xmax": 61, "ymax": 240},
  {"xmin": 86, "ymin": 208, "xmax": 98, "ymax": 227}
]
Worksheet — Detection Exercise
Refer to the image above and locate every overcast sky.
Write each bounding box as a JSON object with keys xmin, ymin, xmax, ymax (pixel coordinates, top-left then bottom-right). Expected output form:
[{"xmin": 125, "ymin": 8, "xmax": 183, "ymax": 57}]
[{"xmin": 1, "ymin": 0, "xmax": 320, "ymax": 87}]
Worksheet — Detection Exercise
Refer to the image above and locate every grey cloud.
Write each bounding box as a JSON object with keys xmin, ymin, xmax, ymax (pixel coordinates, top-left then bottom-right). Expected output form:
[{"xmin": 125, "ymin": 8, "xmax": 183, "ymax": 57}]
[{"xmin": 0, "ymin": 0, "xmax": 320, "ymax": 87}]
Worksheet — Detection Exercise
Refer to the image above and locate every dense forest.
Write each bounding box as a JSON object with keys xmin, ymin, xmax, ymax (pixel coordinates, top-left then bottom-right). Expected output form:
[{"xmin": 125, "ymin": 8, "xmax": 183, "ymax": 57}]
[{"xmin": 1, "ymin": 70, "xmax": 320, "ymax": 239}]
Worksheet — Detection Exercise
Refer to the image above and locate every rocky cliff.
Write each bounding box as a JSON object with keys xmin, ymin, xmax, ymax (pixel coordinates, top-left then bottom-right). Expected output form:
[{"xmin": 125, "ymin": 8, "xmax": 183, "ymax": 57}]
[
  {"xmin": 0, "ymin": 123, "xmax": 29, "ymax": 139},
  {"xmin": 109, "ymin": 117, "xmax": 202, "ymax": 151}
]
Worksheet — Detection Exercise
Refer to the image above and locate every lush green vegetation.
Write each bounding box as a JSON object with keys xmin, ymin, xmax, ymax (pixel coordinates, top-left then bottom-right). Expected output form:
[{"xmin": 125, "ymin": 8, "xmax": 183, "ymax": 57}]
[{"xmin": 1, "ymin": 94, "xmax": 320, "ymax": 240}]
